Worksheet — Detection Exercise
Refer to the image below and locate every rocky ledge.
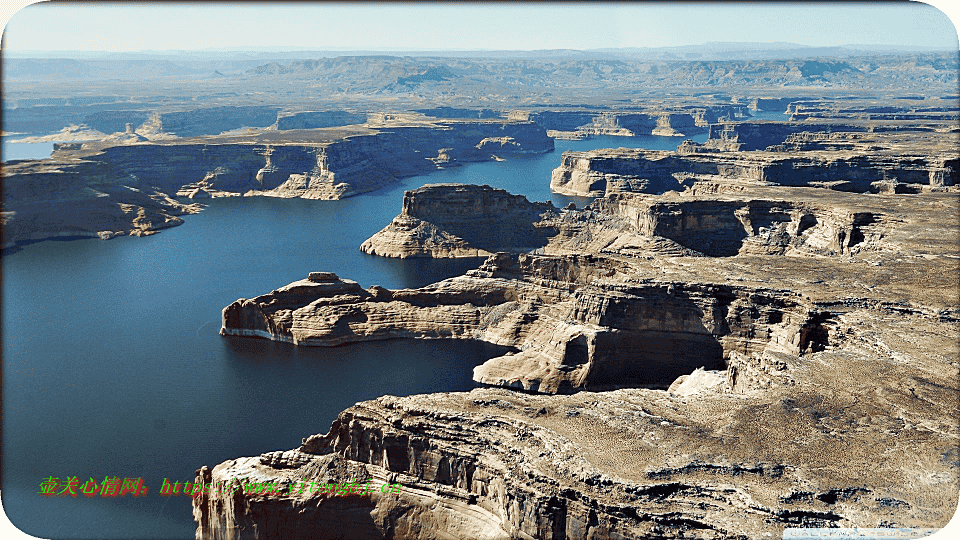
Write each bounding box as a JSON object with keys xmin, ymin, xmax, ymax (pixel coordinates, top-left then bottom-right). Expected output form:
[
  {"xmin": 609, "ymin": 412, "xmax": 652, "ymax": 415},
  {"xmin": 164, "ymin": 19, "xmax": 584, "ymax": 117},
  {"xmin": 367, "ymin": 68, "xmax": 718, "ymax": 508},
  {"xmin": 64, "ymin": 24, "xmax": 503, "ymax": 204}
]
[
  {"xmin": 1, "ymin": 157, "xmax": 204, "ymax": 250},
  {"xmin": 197, "ymin": 297, "xmax": 958, "ymax": 537},
  {"xmin": 222, "ymin": 253, "xmax": 836, "ymax": 394},
  {"xmin": 203, "ymin": 102, "xmax": 958, "ymax": 538},
  {"xmin": 550, "ymin": 144, "xmax": 957, "ymax": 198},
  {"xmin": 360, "ymin": 184, "xmax": 560, "ymax": 258}
]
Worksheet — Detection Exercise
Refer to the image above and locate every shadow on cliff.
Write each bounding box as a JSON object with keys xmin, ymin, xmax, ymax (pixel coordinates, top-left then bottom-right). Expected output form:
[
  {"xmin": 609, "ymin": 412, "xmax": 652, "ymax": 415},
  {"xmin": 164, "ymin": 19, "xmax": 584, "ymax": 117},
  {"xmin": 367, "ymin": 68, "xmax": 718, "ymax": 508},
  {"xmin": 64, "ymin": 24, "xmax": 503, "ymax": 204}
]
[{"xmin": 582, "ymin": 288, "xmax": 729, "ymax": 390}]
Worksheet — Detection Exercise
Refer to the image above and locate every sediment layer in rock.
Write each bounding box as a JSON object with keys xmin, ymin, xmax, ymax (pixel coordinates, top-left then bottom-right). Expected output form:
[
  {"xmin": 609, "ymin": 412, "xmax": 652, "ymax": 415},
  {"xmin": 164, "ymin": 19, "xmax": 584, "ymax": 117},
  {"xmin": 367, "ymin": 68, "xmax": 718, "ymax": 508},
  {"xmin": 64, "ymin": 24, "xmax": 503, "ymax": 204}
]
[
  {"xmin": 550, "ymin": 140, "xmax": 958, "ymax": 198},
  {"xmin": 208, "ymin": 169, "xmax": 959, "ymax": 538},
  {"xmin": 360, "ymin": 184, "xmax": 560, "ymax": 258},
  {"xmin": 196, "ymin": 299, "xmax": 959, "ymax": 538},
  {"xmin": 1, "ymin": 119, "xmax": 552, "ymax": 249}
]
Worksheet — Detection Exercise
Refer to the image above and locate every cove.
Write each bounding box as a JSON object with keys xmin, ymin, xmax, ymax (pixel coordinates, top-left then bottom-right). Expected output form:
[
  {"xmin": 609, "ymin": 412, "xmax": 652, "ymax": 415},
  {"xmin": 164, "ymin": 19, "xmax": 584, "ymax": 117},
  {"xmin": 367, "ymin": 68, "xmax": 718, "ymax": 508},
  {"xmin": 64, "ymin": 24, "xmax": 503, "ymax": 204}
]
[{"xmin": 1, "ymin": 133, "xmax": 705, "ymax": 539}]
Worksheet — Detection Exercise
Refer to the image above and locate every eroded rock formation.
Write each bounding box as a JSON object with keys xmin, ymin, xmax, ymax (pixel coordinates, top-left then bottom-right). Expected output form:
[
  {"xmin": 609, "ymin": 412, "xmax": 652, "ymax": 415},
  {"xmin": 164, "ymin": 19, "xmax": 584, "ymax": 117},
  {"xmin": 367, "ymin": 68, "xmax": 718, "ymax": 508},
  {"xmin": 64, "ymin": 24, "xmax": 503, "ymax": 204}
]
[
  {"xmin": 551, "ymin": 137, "xmax": 957, "ymax": 198},
  {"xmin": 1, "ymin": 157, "xmax": 203, "ymax": 250},
  {"xmin": 360, "ymin": 184, "xmax": 560, "ymax": 258},
  {"xmin": 206, "ymin": 124, "xmax": 958, "ymax": 538},
  {"xmin": 1, "ymin": 120, "xmax": 552, "ymax": 249},
  {"xmin": 197, "ymin": 288, "xmax": 959, "ymax": 537}
]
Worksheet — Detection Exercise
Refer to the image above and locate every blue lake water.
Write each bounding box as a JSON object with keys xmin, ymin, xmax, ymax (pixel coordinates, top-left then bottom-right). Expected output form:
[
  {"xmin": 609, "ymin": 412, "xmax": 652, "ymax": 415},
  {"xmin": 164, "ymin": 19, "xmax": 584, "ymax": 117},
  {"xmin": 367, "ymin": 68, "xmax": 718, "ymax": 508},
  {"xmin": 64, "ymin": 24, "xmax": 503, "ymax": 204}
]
[
  {"xmin": 1, "ymin": 133, "xmax": 705, "ymax": 539},
  {"xmin": 1, "ymin": 139, "xmax": 58, "ymax": 162},
  {"xmin": 746, "ymin": 110, "xmax": 792, "ymax": 121}
]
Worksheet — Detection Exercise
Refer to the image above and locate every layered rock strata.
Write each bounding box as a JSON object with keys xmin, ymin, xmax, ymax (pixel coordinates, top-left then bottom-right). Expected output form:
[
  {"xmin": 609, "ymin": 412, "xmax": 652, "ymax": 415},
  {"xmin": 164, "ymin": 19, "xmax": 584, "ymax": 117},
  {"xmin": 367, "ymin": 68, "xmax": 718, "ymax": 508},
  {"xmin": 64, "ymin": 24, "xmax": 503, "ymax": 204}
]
[
  {"xmin": 551, "ymin": 145, "xmax": 957, "ymax": 197},
  {"xmin": 221, "ymin": 253, "xmax": 832, "ymax": 395},
  {"xmin": 545, "ymin": 192, "xmax": 895, "ymax": 259},
  {"xmin": 360, "ymin": 184, "xmax": 560, "ymax": 258},
  {"xmin": 196, "ymin": 291, "xmax": 959, "ymax": 538},
  {"xmin": 206, "ymin": 168, "xmax": 959, "ymax": 538},
  {"xmin": 276, "ymin": 111, "xmax": 368, "ymax": 130},
  {"xmin": 524, "ymin": 110, "xmax": 724, "ymax": 138},
  {"xmin": 358, "ymin": 183, "xmax": 894, "ymax": 261},
  {"xmin": 1, "ymin": 158, "xmax": 203, "ymax": 250},
  {"xmin": 1, "ymin": 120, "xmax": 552, "ymax": 249}
]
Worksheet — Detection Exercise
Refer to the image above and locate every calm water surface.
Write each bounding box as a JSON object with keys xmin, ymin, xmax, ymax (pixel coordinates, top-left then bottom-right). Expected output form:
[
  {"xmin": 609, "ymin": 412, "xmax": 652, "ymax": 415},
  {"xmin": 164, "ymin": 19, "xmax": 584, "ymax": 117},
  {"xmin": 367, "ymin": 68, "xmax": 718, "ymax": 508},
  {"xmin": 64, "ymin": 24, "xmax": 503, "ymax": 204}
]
[
  {"xmin": 2, "ymin": 133, "xmax": 705, "ymax": 539},
  {"xmin": 1, "ymin": 139, "xmax": 58, "ymax": 162}
]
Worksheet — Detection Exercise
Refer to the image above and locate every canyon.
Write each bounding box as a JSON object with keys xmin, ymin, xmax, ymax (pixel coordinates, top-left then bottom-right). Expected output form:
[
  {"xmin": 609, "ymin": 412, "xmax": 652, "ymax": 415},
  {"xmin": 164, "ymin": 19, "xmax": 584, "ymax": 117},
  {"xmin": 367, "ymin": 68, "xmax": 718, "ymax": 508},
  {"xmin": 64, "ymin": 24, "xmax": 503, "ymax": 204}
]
[
  {"xmin": 3, "ymin": 47, "xmax": 957, "ymax": 540},
  {"xmin": 205, "ymin": 112, "xmax": 958, "ymax": 537},
  {"xmin": 1, "ymin": 118, "xmax": 553, "ymax": 249}
]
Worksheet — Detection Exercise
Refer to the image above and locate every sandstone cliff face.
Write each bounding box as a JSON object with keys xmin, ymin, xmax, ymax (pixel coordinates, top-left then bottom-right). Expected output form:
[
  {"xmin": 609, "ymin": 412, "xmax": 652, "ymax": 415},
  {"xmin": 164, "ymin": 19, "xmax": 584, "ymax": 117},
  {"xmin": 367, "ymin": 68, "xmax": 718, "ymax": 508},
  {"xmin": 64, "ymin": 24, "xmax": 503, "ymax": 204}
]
[
  {"xmin": 526, "ymin": 110, "xmax": 710, "ymax": 138},
  {"xmin": 276, "ymin": 111, "xmax": 368, "ymax": 130},
  {"xmin": 120, "ymin": 121, "xmax": 552, "ymax": 200},
  {"xmin": 360, "ymin": 184, "xmax": 560, "ymax": 258},
  {"xmin": 1, "ymin": 157, "xmax": 203, "ymax": 250},
  {"xmin": 196, "ymin": 295, "xmax": 959, "ymax": 537},
  {"xmin": 205, "ymin": 143, "xmax": 959, "ymax": 539},
  {"xmin": 220, "ymin": 253, "xmax": 830, "ymax": 395},
  {"xmin": 551, "ymin": 146, "xmax": 957, "ymax": 198},
  {"xmin": 2, "ymin": 121, "xmax": 553, "ymax": 247},
  {"xmin": 569, "ymin": 194, "xmax": 890, "ymax": 259},
  {"xmin": 155, "ymin": 106, "xmax": 282, "ymax": 137}
]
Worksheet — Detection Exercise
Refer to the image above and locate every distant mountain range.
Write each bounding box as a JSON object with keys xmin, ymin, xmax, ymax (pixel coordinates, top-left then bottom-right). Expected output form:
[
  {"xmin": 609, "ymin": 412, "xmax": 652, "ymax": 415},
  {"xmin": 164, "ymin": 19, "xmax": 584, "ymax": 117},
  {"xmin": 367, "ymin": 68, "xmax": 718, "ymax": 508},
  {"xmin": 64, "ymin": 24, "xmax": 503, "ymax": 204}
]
[
  {"xmin": 4, "ymin": 42, "xmax": 955, "ymax": 62},
  {"xmin": 5, "ymin": 49, "xmax": 956, "ymax": 96}
]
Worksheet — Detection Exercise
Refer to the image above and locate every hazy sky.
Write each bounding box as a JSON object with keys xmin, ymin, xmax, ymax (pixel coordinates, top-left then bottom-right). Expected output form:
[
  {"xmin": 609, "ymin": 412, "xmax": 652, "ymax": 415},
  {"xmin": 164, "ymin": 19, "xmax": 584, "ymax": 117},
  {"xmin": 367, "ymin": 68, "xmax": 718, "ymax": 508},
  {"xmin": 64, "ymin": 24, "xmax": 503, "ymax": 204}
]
[{"xmin": 1, "ymin": 1, "xmax": 958, "ymax": 52}]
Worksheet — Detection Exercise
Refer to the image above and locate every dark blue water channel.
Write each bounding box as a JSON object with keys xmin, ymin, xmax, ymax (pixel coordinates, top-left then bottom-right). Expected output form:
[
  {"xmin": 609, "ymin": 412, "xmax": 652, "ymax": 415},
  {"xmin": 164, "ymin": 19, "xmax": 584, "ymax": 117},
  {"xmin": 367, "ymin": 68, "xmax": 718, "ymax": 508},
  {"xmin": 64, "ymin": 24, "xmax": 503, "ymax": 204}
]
[{"xmin": 1, "ymin": 133, "xmax": 705, "ymax": 539}]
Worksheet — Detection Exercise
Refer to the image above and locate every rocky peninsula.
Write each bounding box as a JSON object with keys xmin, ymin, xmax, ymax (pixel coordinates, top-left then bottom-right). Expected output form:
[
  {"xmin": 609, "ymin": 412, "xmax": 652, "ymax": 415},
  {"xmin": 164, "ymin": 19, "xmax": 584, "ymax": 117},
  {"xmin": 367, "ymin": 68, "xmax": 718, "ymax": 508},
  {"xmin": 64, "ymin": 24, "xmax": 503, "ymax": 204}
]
[{"xmin": 360, "ymin": 184, "xmax": 561, "ymax": 258}]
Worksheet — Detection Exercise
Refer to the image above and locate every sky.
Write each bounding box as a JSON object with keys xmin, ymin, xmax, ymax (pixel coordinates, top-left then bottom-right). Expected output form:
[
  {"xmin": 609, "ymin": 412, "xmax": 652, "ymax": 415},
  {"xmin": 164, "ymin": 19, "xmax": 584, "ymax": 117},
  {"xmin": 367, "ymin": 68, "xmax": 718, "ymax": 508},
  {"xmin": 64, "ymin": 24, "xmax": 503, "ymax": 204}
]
[{"xmin": 0, "ymin": 1, "xmax": 958, "ymax": 53}]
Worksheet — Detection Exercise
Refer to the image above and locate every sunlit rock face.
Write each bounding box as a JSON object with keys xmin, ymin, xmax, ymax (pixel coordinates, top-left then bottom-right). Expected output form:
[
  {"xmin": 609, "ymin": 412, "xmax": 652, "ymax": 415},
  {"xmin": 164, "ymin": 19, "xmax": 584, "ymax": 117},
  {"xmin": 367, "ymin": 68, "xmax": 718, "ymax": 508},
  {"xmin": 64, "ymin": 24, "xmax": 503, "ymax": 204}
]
[
  {"xmin": 360, "ymin": 184, "xmax": 561, "ymax": 259},
  {"xmin": 1, "ymin": 120, "xmax": 552, "ymax": 249},
  {"xmin": 205, "ymin": 116, "xmax": 959, "ymax": 539}
]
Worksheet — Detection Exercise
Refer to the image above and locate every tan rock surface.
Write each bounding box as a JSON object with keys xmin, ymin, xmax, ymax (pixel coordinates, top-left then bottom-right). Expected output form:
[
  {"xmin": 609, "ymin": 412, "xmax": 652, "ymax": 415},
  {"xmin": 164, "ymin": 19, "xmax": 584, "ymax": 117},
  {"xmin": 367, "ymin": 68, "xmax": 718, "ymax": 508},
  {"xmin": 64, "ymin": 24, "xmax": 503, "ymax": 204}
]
[
  {"xmin": 205, "ymin": 147, "xmax": 958, "ymax": 539},
  {"xmin": 360, "ymin": 184, "xmax": 560, "ymax": 259}
]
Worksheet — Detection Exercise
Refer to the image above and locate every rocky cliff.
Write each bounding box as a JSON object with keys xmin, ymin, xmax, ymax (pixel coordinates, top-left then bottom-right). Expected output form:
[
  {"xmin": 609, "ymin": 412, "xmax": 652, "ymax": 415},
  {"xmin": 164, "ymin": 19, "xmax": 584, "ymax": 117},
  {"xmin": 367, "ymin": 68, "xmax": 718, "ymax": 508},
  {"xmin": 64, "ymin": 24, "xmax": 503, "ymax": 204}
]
[
  {"xmin": 220, "ymin": 253, "xmax": 831, "ymax": 394},
  {"xmin": 360, "ymin": 184, "xmax": 560, "ymax": 258},
  {"xmin": 551, "ymin": 143, "xmax": 957, "ymax": 198},
  {"xmin": 276, "ymin": 111, "xmax": 369, "ymax": 130},
  {"xmin": 526, "ymin": 110, "xmax": 712, "ymax": 138},
  {"xmin": 1, "ymin": 120, "xmax": 552, "ymax": 249},
  {"xmin": 111, "ymin": 120, "xmax": 552, "ymax": 200},
  {"xmin": 1, "ymin": 156, "xmax": 203, "ymax": 250},
  {"xmin": 205, "ymin": 155, "xmax": 959, "ymax": 538},
  {"xmin": 199, "ymin": 290, "xmax": 958, "ymax": 538}
]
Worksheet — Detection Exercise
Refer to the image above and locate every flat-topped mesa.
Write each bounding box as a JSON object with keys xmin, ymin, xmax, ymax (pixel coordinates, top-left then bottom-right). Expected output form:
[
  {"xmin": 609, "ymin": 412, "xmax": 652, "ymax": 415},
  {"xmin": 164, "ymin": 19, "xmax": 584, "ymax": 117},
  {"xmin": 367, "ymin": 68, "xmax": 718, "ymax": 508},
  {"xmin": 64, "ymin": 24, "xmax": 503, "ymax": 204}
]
[
  {"xmin": 276, "ymin": 110, "xmax": 368, "ymax": 130},
  {"xmin": 551, "ymin": 146, "xmax": 958, "ymax": 198},
  {"xmin": 360, "ymin": 184, "xmax": 560, "ymax": 258},
  {"xmin": 525, "ymin": 108, "xmax": 744, "ymax": 139},
  {"xmin": 220, "ymin": 253, "xmax": 831, "ymax": 394},
  {"xmin": 548, "ymin": 193, "xmax": 890, "ymax": 259},
  {"xmin": 177, "ymin": 120, "xmax": 551, "ymax": 199},
  {"xmin": 219, "ymin": 265, "xmax": 518, "ymax": 346}
]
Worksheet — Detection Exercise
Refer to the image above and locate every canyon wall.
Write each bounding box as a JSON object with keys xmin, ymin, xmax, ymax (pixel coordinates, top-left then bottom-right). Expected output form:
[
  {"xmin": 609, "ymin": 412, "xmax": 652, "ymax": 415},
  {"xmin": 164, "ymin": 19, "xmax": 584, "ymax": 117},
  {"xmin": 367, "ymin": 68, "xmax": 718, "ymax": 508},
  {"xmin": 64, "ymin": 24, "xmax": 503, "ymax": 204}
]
[
  {"xmin": 276, "ymin": 111, "xmax": 369, "ymax": 130},
  {"xmin": 1, "ymin": 157, "xmax": 203, "ymax": 250},
  {"xmin": 360, "ymin": 184, "xmax": 560, "ymax": 258},
  {"xmin": 2, "ymin": 121, "xmax": 552, "ymax": 248},
  {"xmin": 220, "ymin": 253, "xmax": 830, "ymax": 394},
  {"xmin": 551, "ymin": 147, "xmax": 957, "ymax": 197}
]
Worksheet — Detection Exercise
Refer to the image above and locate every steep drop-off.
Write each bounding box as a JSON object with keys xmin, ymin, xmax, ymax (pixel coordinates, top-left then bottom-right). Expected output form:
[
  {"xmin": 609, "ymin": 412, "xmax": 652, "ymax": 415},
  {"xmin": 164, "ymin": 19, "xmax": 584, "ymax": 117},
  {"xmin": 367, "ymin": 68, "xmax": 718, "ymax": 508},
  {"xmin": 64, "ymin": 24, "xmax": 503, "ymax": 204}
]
[
  {"xmin": 205, "ymin": 155, "xmax": 959, "ymax": 538},
  {"xmin": 550, "ymin": 144, "xmax": 957, "ymax": 198},
  {"xmin": 360, "ymin": 184, "xmax": 560, "ymax": 258},
  {"xmin": 1, "ymin": 120, "xmax": 552, "ymax": 249}
]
